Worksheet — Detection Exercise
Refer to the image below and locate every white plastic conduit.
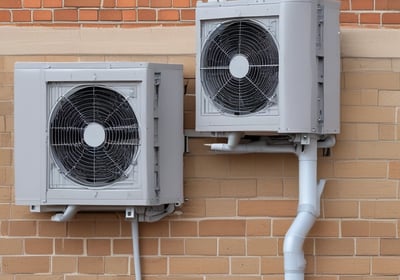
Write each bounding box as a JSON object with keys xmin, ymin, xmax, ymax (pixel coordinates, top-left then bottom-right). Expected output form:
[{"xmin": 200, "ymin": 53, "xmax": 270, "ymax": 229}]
[{"xmin": 209, "ymin": 133, "xmax": 334, "ymax": 280}]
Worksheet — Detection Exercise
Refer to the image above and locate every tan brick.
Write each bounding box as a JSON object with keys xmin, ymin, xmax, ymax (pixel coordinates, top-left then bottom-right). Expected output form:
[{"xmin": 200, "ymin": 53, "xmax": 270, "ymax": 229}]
[
  {"xmin": 0, "ymin": 203, "xmax": 10, "ymax": 219},
  {"xmin": 0, "ymin": 238, "xmax": 23, "ymax": 254},
  {"xmin": 104, "ymin": 256, "xmax": 129, "ymax": 274},
  {"xmin": 231, "ymin": 257, "xmax": 260, "ymax": 274},
  {"xmin": 2, "ymin": 256, "xmax": 50, "ymax": 273},
  {"xmin": 184, "ymin": 179, "xmax": 220, "ymax": 198},
  {"xmin": 169, "ymin": 257, "xmax": 229, "ymax": 274},
  {"xmin": 261, "ymin": 256, "xmax": 283, "ymax": 274},
  {"xmin": 113, "ymin": 239, "xmax": 132, "ymax": 255},
  {"xmin": 380, "ymin": 238, "xmax": 400, "ymax": 255},
  {"xmin": 315, "ymin": 238, "xmax": 354, "ymax": 255},
  {"xmin": 14, "ymin": 276, "xmax": 63, "ymax": 280},
  {"xmin": 8, "ymin": 221, "xmax": 36, "ymax": 236},
  {"xmin": 199, "ymin": 220, "xmax": 245, "ymax": 236},
  {"xmin": 324, "ymin": 179, "xmax": 397, "ymax": 199},
  {"xmin": 379, "ymin": 90, "xmax": 400, "ymax": 106},
  {"xmin": 246, "ymin": 219, "xmax": 271, "ymax": 236},
  {"xmin": 341, "ymin": 106, "xmax": 395, "ymax": 123},
  {"xmin": 140, "ymin": 256, "xmax": 167, "ymax": 274},
  {"xmin": 184, "ymin": 155, "xmax": 230, "ymax": 178},
  {"xmin": 38, "ymin": 221, "xmax": 66, "ymax": 236},
  {"xmin": 51, "ymin": 256, "xmax": 77, "ymax": 273},
  {"xmin": 322, "ymin": 200, "xmax": 359, "ymax": 218},
  {"xmin": 171, "ymin": 221, "xmax": 197, "ymax": 237},
  {"xmin": 55, "ymin": 239, "xmax": 84, "ymax": 255},
  {"xmin": 341, "ymin": 58, "xmax": 392, "ymax": 72},
  {"xmin": 358, "ymin": 142, "xmax": 400, "ymax": 159},
  {"xmin": 344, "ymin": 72, "xmax": 400, "ymax": 90},
  {"xmin": 331, "ymin": 141, "xmax": 358, "ymax": 159},
  {"xmin": 360, "ymin": 201, "xmax": 400, "ymax": 218},
  {"xmin": 219, "ymin": 238, "xmax": 245, "ymax": 256},
  {"xmin": 87, "ymin": 239, "xmax": 111, "ymax": 256},
  {"xmin": 316, "ymin": 257, "xmax": 370, "ymax": 274},
  {"xmin": 185, "ymin": 238, "xmax": 217, "ymax": 255},
  {"xmin": 337, "ymin": 123, "xmax": 379, "ymax": 141},
  {"xmin": 0, "ymin": 149, "xmax": 12, "ymax": 166},
  {"xmin": 229, "ymin": 154, "xmax": 285, "ymax": 178},
  {"xmin": 160, "ymin": 238, "xmax": 184, "ymax": 255},
  {"xmin": 220, "ymin": 179, "xmax": 257, "ymax": 197},
  {"xmin": 256, "ymin": 178, "xmax": 283, "ymax": 197},
  {"xmin": 379, "ymin": 124, "xmax": 395, "ymax": 140},
  {"xmin": 309, "ymin": 220, "xmax": 340, "ymax": 237},
  {"xmin": 25, "ymin": 238, "xmax": 53, "ymax": 254},
  {"xmin": 388, "ymin": 160, "xmax": 400, "ymax": 179},
  {"xmin": 341, "ymin": 89, "xmax": 379, "ymax": 106},
  {"xmin": 342, "ymin": 220, "xmax": 396, "ymax": 237},
  {"xmin": 180, "ymin": 198, "xmax": 206, "ymax": 217},
  {"xmin": 272, "ymin": 219, "xmax": 292, "ymax": 236},
  {"xmin": 206, "ymin": 199, "xmax": 236, "ymax": 217},
  {"xmin": 167, "ymin": 55, "xmax": 195, "ymax": 78},
  {"xmin": 247, "ymin": 238, "xmax": 278, "ymax": 256},
  {"xmin": 372, "ymin": 257, "xmax": 400, "ymax": 275},
  {"xmin": 334, "ymin": 161, "xmax": 387, "ymax": 178},
  {"xmin": 78, "ymin": 256, "xmax": 104, "ymax": 274},
  {"xmin": 356, "ymin": 238, "xmax": 379, "ymax": 256},
  {"xmin": 238, "ymin": 200, "xmax": 297, "ymax": 217},
  {"xmin": 140, "ymin": 238, "xmax": 158, "ymax": 255},
  {"xmin": 139, "ymin": 220, "xmax": 169, "ymax": 237}
]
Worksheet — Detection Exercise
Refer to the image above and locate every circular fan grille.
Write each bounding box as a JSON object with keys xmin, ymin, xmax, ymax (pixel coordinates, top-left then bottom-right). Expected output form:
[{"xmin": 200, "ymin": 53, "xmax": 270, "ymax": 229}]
[
  {"xmin": 200, "ymin": 19, "xmax": 279, "ymax": 115},
  {"xmin": 49, "ymin": 85, "xmax": 139, "ymax": 187}
]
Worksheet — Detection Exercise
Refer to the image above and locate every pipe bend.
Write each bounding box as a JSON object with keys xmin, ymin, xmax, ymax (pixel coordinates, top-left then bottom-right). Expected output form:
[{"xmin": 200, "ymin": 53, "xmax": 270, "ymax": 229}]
[{"xmin": 51, "ymin": 205, "xmax": 79, "ymax": 222}]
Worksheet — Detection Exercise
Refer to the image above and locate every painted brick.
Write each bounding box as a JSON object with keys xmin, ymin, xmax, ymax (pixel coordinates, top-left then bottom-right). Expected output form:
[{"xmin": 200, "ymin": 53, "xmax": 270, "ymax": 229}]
[
  {"xmin": 0, "ymin": 0, "xmax": 22, "ymax": 8},
  {"xmin": 25, "ymin": 238, "xmax": 53, "ymax": 254},
  {"xmin": 169, "ymin": 257, "xmax": 229, "ymax": 274},
  {"xmin": 219, "ymin": 238, "xmax": 245, "ymax": 256},
  {"xmin": 2, "ymin": 256, "xmax": 50, "ymax": 273},
  {"xmin": 315, "ymin": 238, "xmax": 354, "ymax": 256},
  {"xmin": 356, "ymin": 238, "xmax": 380, "ymax": 256},
  {"xmin": 54, "ymin": 9, "xmax": 78, "ymax": 21},
  {"xmin": 185, "ymin": 238, "xmax": 217, "ymax": 255},
  {"xmin": 316, "ymin": 257, "xmax": 370, "ymax": 274}
]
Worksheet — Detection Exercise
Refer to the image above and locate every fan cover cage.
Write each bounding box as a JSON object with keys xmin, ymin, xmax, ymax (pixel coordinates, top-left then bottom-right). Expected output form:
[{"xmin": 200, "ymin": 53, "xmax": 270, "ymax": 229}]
[
  {"xmin": 200, "ymin": 19, "xmax": 279, "ymax": 116},
  {"xmin": 49, "ymin": 85, "xmax": 140, "ymax": 188}
]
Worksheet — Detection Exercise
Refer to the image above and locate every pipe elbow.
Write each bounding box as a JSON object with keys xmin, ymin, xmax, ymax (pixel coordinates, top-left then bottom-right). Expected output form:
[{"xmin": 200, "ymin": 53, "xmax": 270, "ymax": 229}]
[{"xmin": 51, "ymin": 205, "xmax": 79, "ymax": 222}]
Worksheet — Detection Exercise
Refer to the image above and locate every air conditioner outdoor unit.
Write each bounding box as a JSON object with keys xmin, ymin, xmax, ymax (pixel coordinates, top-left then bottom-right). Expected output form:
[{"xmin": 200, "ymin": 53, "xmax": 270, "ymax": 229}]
[
  {"xmin": 196, "ymin": 0, "xmax": 340, "ymax": 134},
  {"xmin": 14, "ymin": 62, "xmax": 184, "ymax": 210}
]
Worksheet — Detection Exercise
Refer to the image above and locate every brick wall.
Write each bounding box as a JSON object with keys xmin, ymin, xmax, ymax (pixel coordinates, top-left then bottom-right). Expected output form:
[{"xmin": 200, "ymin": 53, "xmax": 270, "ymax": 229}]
[{"xmin": 0, "ymin": 0, "xmax": 399, "ymax": 27}]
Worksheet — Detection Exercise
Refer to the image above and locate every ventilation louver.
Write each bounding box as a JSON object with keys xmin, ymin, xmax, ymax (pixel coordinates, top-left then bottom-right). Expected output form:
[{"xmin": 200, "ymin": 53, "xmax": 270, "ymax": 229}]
[
  {"xmin": 201, "ymin": 19, "xmax": 279, "ymax": 116},
  {"xmin": 49, "ymin": 85, "xmax": 139, "ymax": 187}
]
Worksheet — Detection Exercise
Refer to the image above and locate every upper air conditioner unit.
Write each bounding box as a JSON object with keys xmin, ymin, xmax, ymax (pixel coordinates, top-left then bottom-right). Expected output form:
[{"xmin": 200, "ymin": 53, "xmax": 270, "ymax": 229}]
[
  {"xmin": 196, "ymin": 0, "xmax": 340, "ymax": 134},
  {"xmin": 14, "ymin": 62, "xmax": 184, "ymax": 210}
]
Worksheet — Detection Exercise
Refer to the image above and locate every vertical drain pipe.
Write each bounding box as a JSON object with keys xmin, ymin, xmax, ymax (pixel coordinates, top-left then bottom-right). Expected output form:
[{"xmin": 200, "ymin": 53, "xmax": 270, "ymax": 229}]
[
  {"xmin": 131, "ymin": 216, "xmax": 142, "ymax": 280},
  {"xmin": 283, "ymin": 136, "xmax": 325, "ymax": 280}
]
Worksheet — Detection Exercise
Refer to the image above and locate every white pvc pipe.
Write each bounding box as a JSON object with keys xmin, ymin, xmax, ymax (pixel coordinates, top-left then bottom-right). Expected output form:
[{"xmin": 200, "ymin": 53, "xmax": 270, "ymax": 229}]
[
  {"xmin": 131, "ymin": 217, "xmax": 142, "ymax": 280},
  {"xmin": 208, "ymin": 142, "xmax": 296, "ymax": 154},
  {"xmin": 51, "ymin": 205, "xmax": 79, "ymax": 222}
]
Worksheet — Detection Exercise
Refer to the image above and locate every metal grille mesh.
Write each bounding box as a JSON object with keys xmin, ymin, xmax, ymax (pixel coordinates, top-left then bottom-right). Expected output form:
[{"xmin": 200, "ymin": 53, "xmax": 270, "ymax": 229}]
[
  {"xmin": 201, "ymin": 19, "xmax": 279, "ymax": 115},
  {"xmin": 49, "ymin": 86, "xmax": 139, "ymax": 187}
]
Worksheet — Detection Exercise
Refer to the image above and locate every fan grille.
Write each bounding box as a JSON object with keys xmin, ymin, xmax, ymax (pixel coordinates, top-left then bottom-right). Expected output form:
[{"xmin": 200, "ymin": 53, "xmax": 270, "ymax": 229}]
[
  {"xmin": 49, "ymin": 85, "xmax": 139, "ymax": 187},
  {"xmin": 201, "ymin": 19, "xmax": 279, "ymax": 115}
]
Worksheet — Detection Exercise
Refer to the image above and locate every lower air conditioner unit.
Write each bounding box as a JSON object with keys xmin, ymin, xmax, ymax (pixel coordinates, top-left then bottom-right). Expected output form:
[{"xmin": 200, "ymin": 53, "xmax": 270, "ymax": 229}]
[
  {"xmin": 14, "ymin": 62, "xmax": 184, "ymax": 210},
  {"xmin": 196, "ymin": 0, "xmax": 340, "ymax": 134}
]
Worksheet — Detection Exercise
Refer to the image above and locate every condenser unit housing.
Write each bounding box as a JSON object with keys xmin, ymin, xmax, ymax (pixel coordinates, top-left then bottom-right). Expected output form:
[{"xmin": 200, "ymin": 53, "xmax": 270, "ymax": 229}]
[
  {"xmin": 14, "ymin": 62, "xmax": 184, "ymax": 209},
  {"xmin": 196, "ymin": 0, "xmax": 340, "ymax": 134}
]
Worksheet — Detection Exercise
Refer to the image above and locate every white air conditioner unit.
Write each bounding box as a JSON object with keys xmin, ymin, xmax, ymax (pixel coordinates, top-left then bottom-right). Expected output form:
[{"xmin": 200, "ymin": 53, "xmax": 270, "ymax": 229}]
[
  {"xmin": 14, "ymin": 62, "xmax": 184, "ymax": 210},
  {"xmin": 196, "ymin": 0, "xmax": 340, "ymax": 134}
]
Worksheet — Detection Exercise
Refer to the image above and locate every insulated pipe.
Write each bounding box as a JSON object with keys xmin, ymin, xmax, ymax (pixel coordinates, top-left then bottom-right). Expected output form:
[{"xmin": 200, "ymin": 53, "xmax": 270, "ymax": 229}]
[
  {"xmin": 283, "ymin": 136, "xmax": 323, "ymax": 280},
  {"xmin": 51, "ymin": 205, "xmax": 79, "ymax": 222},
  {"xmin": 131, "ymin": 217, "xmax": 142, "ymax": 280},
  {"xmin": 208, "ymin": 141, "xmax": 296, "ymax": 154}
]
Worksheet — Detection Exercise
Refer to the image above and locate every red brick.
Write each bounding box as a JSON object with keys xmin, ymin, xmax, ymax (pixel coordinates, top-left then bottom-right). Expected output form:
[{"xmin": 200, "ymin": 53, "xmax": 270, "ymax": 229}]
[
  {"xmin": 103, "ymin": 0, "xmax": 116, "ymax": 7},
  {"xmin": 43, "ymin": 0, "xmax": 62, "ymax": 7},
  {"xmin": 151, "ymin": 0, "xmax": 171, "ymax": 7},
  {"xmin": 138, "ymin": 0, "xmax": 149, "ymax": 6},
  {"xmin": 376, "ymin": 0, "xmax": 400, "ymax": 10},
  {"xmin": 117, "ymin": 0, "xmax": 135, "ymax": 7},
  {"xmin": 99, "ymin": 9, "xmax": 122, "ymax": 21},
  {"xmin": 360, "ymin": 13, "xmax": 381, "ymax": 24},
  {"xmin": 351, "ymin": 0, "xmax": 373, "ymax": 10},
  {"xmin": 2, "ymin": 256, "xmax": 50, "ymax": 273},
  {"xmin": 383, "ymin": 13, "xmax": 400, "ymax": 24},
  {"xmin": 24, "ymin": 0, "xmax": 41, "ymax": 8},
  {"xmin": 173, "ymin": 0, "xmax": 190, "ymax": 7},
  {"xmin": 340, "ymin": 12, "xmax": 358, "ymax": 23},
  {"xmin": 138, "ymin": 9, "xmax": 156, "ymax": 21},
  {"xmin": 341, "ymin": 0, "xmax": 350, "ymax": 10},
  {"xmin": 122, "ymin": 10, "xmax": 136, "ymax": 21},
  {"xmin": 54, "ymin": 9, "xmax": 78, "ymax": 21},
  {"xmin": 181, "ymin": 9, "xmax": 194, "ymax": 21},
  {"xmin": 65, "ymin": 0, "xmax": 100, "ymax": 7},
  {"xmin": 79, "ymin": 9, "xmax": 98, "ymax": 21},
  {"xmin": 158, "ymin": 10, "xmax": 179, "ymax": 21},
  {"xmin": 0, "ymin": 11, "xmax": 11, "ymax": 22},
  {"xmin": 87, "ymin": 239, "xmax": 111, "ymax": 256},
  {"xmin": 33, "ymin": 10, "xmax": 52, "ymax": 21},
  {"xmin": 0, "ymin": 0, "xmax": 22, "ymax": 8},
  {"xmin": 12, "ymin": 10, "xmax": 31, "ymax": 22}
]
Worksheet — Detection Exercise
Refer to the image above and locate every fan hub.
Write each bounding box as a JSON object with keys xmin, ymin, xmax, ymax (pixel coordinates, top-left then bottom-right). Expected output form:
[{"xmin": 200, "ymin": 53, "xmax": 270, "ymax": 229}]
[
  {"xmin": 84, "ymin": 122, "xmax": 106, "ymax": 148},
  {"xmin": 229, "ymin": 54, "xmax": 249, "ymax": 79}
]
